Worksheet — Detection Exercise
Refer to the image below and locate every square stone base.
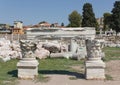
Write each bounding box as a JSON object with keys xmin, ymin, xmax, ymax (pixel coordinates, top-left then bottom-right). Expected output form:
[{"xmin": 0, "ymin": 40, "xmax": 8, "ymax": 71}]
[
  {"xmin": 85, "ymin": 60, "xmax": 105, "ymax": 80},
  {"xmin": 17, "ymin": 58, "xmax": 39, "ymax": 79}
]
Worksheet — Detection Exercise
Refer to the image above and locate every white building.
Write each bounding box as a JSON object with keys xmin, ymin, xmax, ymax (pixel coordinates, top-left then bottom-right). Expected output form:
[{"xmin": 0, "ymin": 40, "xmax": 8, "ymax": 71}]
[{"xmin": 14, "ymin": 21, "xmax": 23, "ymax": 29}]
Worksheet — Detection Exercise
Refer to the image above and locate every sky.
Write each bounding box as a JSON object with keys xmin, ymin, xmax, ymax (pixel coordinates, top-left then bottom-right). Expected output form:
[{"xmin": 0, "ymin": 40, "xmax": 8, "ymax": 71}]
[{"xmin": 0, "ymin": 0, "xmax": 116, "ymax": 26}]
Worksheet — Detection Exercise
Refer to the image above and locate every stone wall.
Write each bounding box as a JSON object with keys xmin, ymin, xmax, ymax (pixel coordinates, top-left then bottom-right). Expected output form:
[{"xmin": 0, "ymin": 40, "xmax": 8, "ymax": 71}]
[{"xmin": 0, "ymin": 34, "xmax": 27, "ymax": 41}]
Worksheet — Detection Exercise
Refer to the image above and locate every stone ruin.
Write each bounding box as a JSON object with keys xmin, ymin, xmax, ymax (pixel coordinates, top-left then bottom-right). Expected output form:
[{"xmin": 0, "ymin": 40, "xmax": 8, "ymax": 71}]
[
  {"xmin": 0, "ymin": 37, "xmax": 87, "ymax": 61},
  {"xmin": 17, "ymin": 40, "xmax": 39, "ymax": 79},
  {"xmin": 0, "ymin": 36, "xmax": 105, "ymax": 62},
  {"xmin": 16, "ymin": 39, "xmax": 106, "ymax": 80},
  {"xmin": 85, "ymin": 39, "xmax": 105, "ymax": 79},
  {"xmin": 20, "ymin": 40, "xmax": 37, "ymax": 58},
  {"xmin": 34, "ymin": 37, "xmax": 87, "ymax": 60},
  {"xmin": 0, "ymin": 36, "xmax": 106, "ymax": 80},
  {"xmin": 0, "ymin": 38, "xmax": 22, "ymax": 62}
]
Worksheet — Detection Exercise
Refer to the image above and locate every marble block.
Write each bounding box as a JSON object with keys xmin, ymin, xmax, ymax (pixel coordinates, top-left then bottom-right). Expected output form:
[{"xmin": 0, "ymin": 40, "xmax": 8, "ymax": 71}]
[
  {"xmin": 17, "ymin": 58, "xmax": 39, "ymax": 79},
  {"xmin": 85, "ymin": 59, "xmax": 105, "ymax": 80}
]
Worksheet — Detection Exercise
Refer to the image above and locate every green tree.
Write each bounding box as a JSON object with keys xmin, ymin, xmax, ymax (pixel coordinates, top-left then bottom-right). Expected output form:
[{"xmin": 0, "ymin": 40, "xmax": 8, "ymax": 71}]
[
  {"xmin": 103, "ymin": 12, "xmax": 112, "ymax": 31},
  {"xmin": 82, "ymin": 3, "xmax": 98, "ymax": 28},
  {"xmin": 68, "ymin": 10, "xmax": 81, "ymax": 27},
  {"xmin": 61, "ymin": 22, "xmax": 64, "ymax": 27},
  {"xmin": 111, "ymin": 1, "xmax": 120, "ymax": 35},
  {"xmin": 39, "ymin": 21, "xmax": 46, "ymax": 24}
]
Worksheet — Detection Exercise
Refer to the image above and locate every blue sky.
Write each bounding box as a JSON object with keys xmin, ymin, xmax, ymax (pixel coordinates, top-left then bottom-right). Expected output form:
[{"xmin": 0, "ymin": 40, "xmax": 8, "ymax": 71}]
[{"xmin": 0, "ymin": 0, "xmax": 116, "ymax": 26}]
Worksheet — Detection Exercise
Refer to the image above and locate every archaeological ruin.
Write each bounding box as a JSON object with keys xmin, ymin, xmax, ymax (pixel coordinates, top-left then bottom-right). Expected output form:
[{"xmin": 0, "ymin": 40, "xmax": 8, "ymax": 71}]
[{"xmin": 0, "ymin": 27, "xmax": 108, "ymax": 80}]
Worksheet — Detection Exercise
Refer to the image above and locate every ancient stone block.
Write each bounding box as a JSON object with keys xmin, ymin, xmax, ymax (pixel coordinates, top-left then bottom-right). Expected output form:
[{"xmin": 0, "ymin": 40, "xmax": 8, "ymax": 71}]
[
  {"xmin": 85, "ymin": 59, "xmax": 105, "ymax": 80},
  {"xmin": 17, "ymin": 58, "xmax": 39, "ymax": 79}
]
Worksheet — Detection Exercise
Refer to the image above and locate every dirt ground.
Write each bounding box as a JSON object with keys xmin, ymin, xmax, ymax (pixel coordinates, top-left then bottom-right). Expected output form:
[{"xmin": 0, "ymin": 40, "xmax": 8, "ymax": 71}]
[{"xmin": 18, "ymin": 60, "xmax": 120, "ymax": 85}]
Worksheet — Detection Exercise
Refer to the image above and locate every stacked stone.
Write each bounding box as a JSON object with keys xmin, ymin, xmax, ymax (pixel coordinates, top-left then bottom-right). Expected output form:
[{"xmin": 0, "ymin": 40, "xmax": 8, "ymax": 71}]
[
  {"xmin": 85, "ymin": 39, "xmax": 106, "ymax": 80},
  {"xmin": 17, "ymin": 40, "xmax": 39, "ymax": 79}
]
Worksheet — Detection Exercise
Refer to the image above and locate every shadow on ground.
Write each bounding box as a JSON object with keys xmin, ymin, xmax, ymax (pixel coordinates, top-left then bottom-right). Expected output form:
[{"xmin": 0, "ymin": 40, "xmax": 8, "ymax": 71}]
[
  {"xmin": 7, "ymin": 70, "xmax": 85, "ymax": 79},
  {"xmin": 39, "ymin": 70, "xmax": 84, "ymax": 79},
  {"xmin": 7, "ymin": 70, "xmax": 18, "ymax": 78}
]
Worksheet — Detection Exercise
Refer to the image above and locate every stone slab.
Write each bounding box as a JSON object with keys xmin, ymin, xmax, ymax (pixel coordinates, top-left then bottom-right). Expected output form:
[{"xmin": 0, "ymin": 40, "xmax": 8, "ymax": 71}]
[
  {"xmin": 85, "ymin": 60, "xmax": 105, "ymax": 80},
  {"xmin": 17, "ymin": 58, "xmax": 39, "ymax": 79}
]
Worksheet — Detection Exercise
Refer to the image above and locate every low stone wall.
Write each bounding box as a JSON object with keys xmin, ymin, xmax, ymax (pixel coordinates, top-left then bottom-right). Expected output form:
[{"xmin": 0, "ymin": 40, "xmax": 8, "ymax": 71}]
[{"xmin": 0, "ymin": 34, "xmax": 27, "ymax": 41}]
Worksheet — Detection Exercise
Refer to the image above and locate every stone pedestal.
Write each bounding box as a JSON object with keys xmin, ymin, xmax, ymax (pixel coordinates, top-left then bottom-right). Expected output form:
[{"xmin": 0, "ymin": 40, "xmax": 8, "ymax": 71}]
[
  {"xmin": 85, "ymin": 58, "xmax": 105, "ymax": 80},
  {"xmin": 70, "ymin": 39, "xmax": 78, "ymax": 53},
  {"xmin": 17, "ymin": 58, "xmax": 39, "ymax": 79}
]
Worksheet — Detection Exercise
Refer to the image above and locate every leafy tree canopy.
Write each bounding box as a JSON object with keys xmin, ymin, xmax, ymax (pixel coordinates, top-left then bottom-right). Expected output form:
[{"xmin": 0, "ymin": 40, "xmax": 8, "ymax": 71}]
[
  {"xmin": 68, "ymin": 10, "xmax": 81, "ymax": 27},
  {"xmin": 111, "ymin": 1, "xmax": 120, "ymax": 34},
  {"xmin": 82, "ymin": 3, "xmax": 98, "ymax": 28},
  {"xmin": 103, "ymin": 12, "xmax": 112, "ymax": 31}
]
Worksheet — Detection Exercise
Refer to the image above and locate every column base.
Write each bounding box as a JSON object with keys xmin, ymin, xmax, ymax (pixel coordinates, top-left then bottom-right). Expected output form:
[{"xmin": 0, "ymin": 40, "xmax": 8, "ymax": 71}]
[
  {"xmin": 17, "ymin": 58, "xmax": 39, "ymax": 79},
  {"xmin": 85, "ymin": 59, "xmax": 106, "ymax": 80}
]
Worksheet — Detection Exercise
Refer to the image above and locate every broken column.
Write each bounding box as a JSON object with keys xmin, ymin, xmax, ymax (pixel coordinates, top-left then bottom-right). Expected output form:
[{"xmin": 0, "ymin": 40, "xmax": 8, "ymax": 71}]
[
  {"xmin": 85, "ymin": 39, "xmax": 105, "ymax": 80},
  {"xmin": 17, "ymin": 40, "xmax": 39, "ymax": 79},
  {"xmin": 70, "ymin": 38, "xmax": 78, "ymax": 53}
]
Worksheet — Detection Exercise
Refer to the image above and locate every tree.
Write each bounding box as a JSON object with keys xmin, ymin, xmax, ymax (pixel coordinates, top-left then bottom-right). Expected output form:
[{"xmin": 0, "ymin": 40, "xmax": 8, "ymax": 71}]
[
  {"xmin": 39, "ymin": 21, "xmax": 46, "ymax": 24},
  {"xmin": 61, "ymin": 22, "xmax": 64, "ymax": 27},
  {"xmin": 103, "ymin": 12, "xmax": 112, "ymax": 31},
  {"xmin": 68, "ymin": 10, "xmax": 81, "ymax": 27},
  {"xmin": 82, "ymin": 3, "xmax": 98, "ymax": 28},
  {"xmin": 111, "ymin": 1, "xmax": 120, "ymax": 35}
]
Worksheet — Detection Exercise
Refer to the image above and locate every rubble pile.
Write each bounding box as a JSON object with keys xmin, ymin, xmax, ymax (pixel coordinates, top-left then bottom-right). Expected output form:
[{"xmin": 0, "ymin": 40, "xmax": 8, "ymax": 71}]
[{"xmin": 0, "ymin": 38, "xmax": 22, "ymax": 62}]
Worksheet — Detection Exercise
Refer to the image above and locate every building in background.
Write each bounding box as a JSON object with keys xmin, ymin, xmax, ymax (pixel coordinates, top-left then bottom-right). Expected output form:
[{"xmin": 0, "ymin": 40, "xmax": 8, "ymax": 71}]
[
  {"xmin": 39, "ymin": 21, "xmax": 51, "ymax": 28},
  {"xmin": 96, "ymin": 17, "xmax": 104, "ymax": 29},
  {"xmin": 14, "ymin": 21, "xmax": 23, "ymax": 29},
  {"xmin": 0, "ymin": 24, "xmax": 11, "ymax": 34},
  {"xmin": 12, "ymin": 21, "xmax": 24, "ymax": 34}
]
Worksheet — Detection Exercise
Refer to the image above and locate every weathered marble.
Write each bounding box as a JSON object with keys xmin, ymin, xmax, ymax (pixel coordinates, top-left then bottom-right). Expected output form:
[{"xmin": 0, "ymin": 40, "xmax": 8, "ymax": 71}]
[
  {"xmin": 85, "ymin": 39, "xmax": 106, "ymax": 80},
  {"xmin": 20, "ymin": 40, "xmax": 36, "ymax": 58},
  {"xmin": 35, "ymin": 42, "xmax": 50, "ymax": 59},
  {"xmin": 26, "ymin": 27, "xmax": 96, "ymax": 40},
  {"xmin": 17, "ymin": 40, "xmax": 39, "ymax": 79},
  {"xmin": 85, "ymin": 59, "xmax": 105, "ymax": 79},
  {"xmin": 70, "ymin": 39, "xmax": 78, "ymax": 53},
  {"xmin": 0, "ymin": 38, "xmax": 22, "ymax": 62},
  {"xmin": 17, "ymin": 58, "xmax": 39, "ymax": 79}
]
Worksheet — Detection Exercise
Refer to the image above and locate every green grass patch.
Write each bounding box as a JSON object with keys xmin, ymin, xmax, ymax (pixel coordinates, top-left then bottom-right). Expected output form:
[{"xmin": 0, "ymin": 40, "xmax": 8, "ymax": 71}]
[
  {"xmin": 105, "ymin": 74, "xmax": 113, "ymax": 80},
  {"xmin": 0, "ymin": 47, "xmax": 119, "ymax": 84},
  {"xmin": 38, "ymin": 58, "xmax": 85, "ymax": 82},
  {"xmin": 69, "ymin": 76, "xmax": 78, "ymax": 80},
  {"xmin": 38, "ymin": 58, "xmax": 84, "ymax": 71},
  {"xmin": 34, "ymin": 74, "xmax": 50, "ymax": 83},
  {"xmin": 102, "ymin": 47, "xmax": 120, "ymax": 61},
  {"xmin": 0, "ymin": 59, "xmax": 18, "ymax": 85},
  {"xmin": 0, "ymin": 58, "xmax": 84, "ymax": 84}
]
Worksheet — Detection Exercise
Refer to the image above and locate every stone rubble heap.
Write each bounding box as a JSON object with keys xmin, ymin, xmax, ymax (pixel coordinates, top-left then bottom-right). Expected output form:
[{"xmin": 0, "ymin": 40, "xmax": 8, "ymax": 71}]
[
  {"xmin": 35, "ymin": 42, "xmax": 50, "ymax": 59},
  {"xmin": 0, "ymin": 38, "xmax": 88, "ymax": 61},
  {"xmin": 35, "ymin": 40, "xmax": 69, "ymax": 59},
  {"xmin": 102, "ymin": 36, "xmax": 120, "ymax": 47},
  {"xmin": 0, "ymin": 38, "xmax": 22, "ymax": 62},
  {"xmin": 35, "ymin": 40, "xmax": 87, "ymax": 60},
  {"xmin": 105, "ymin": 41, "xmax": 120, "ymax": 47}
]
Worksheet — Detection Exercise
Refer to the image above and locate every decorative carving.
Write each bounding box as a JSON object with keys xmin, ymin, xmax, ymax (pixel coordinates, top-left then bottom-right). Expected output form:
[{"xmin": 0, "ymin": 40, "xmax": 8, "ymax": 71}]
[
  {"xmin": 85, "ymin": 39, "xmax": 106, "ymax": 80},
  {"xmin": 20, "ymin": 40, "xmax": 36, "ymax": 58},
  {"xmin": 86, "ymin": 39, "xmax": 103, "ymax": 59}
]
